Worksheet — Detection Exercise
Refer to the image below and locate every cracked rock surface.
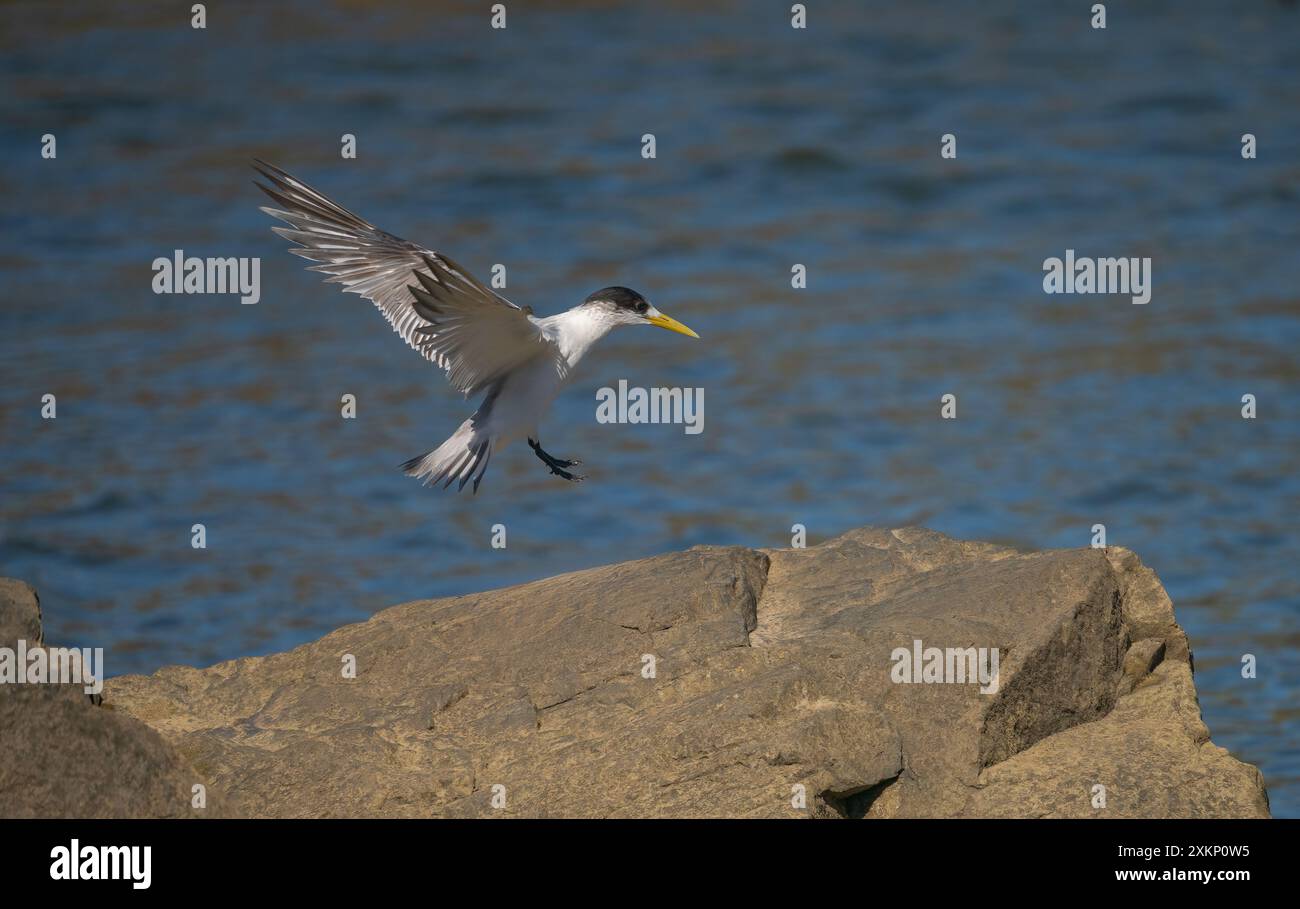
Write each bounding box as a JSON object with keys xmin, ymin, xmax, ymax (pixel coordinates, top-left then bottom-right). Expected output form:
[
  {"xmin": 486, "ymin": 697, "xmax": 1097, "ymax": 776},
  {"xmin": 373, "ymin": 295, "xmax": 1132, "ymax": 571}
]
[{"xmin": 33, "ymin": 526, "xmax": 1274, "ymax": 817}]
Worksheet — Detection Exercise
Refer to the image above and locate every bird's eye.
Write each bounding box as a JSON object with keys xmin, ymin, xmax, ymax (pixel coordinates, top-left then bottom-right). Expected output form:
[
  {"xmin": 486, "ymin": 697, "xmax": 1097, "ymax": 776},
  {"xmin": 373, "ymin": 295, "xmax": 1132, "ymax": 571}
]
[{"xmin": 636, "ymin": 301, "xmax": 648, "ymax": 314}]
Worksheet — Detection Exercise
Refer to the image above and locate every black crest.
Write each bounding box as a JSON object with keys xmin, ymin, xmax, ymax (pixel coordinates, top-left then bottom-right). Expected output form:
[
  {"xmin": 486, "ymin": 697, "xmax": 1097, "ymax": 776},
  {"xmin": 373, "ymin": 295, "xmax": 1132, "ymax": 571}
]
[{"xmin": 586, "ymin": 286, "xmax": 648, "ymax": 313}]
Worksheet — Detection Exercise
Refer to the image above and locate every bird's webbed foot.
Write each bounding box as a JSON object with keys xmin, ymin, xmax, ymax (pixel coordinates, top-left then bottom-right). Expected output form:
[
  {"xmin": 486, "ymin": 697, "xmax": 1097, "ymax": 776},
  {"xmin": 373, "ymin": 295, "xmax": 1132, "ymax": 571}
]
[{"xmin": 528, "ymin": 438, "xmax": 586, "ymax": 482}]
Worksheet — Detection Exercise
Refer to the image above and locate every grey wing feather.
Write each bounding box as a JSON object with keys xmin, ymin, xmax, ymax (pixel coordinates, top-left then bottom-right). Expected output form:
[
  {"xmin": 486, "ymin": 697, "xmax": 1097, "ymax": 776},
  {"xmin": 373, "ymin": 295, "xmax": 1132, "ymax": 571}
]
[
  {"xmin": 252, "ymin": 159, "xmax": 553, "ymax": 395},
  {"xmin": 406, "ymin": 256, "xmax": 564, "ymax": 394}
]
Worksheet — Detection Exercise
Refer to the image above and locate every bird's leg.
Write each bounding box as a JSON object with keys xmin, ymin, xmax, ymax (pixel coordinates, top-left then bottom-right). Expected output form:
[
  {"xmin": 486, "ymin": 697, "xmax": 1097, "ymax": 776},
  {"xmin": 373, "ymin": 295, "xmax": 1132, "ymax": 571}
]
[{"xmin": 528, "ymin": 438, "xmax": 585, "ymax": 481}]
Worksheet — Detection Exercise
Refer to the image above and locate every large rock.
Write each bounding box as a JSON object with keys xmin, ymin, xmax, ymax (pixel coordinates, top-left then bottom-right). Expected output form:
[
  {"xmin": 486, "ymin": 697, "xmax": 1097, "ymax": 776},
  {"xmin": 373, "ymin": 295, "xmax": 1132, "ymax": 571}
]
[
  {"xmin": 0, "ymin": 579, "xmax": 43, "ymax": 647},
  {"xmin": 0, "ymin": 579, "xmax": 231, "ymax": 818},
  {"xmin": 89, "ymin": 527, "xmax": 1268, "ymax": 817}
]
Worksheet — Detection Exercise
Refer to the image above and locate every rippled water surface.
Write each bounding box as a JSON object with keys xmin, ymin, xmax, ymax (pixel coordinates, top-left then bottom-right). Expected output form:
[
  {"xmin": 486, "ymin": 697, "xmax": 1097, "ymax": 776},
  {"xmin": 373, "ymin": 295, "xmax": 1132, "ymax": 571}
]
[{"xmin": 2, "ymin": 1, "xmax": 1297, "ymax": 815}]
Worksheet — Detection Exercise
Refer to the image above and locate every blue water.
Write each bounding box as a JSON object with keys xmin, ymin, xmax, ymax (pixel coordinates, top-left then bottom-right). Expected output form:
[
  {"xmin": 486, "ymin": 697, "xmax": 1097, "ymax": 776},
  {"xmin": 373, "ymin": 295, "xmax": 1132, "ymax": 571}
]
[{"xmin": 1, "ymin": 1, "xmax": 1297, "ymax": 815}]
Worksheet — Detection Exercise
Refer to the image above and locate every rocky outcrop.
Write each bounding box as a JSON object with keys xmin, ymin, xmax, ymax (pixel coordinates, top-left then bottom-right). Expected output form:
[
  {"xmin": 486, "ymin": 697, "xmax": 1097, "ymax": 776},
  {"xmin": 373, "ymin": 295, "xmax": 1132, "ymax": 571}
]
[
  {"xmin": 0, "ymin": 579, "xmax": 229, "ymax": 818},
  {"xmin": 5, "ymin": 527, "xmax": 1271, "ymax": 818}
]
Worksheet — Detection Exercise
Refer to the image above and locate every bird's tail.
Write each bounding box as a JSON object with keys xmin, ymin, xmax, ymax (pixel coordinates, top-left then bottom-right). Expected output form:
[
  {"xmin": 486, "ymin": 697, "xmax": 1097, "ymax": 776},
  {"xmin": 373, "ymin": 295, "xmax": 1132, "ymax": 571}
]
[{"xmin": 401, "ymin": 420, "xmax": 494, "ymax": 493}]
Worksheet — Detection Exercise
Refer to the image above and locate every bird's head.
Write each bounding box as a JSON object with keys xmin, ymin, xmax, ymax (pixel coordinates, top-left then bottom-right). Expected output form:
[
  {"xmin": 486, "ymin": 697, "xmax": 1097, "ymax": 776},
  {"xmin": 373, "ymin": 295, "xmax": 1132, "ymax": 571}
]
[{"xmin": 582, "ymin": 287, "xmax": 699, "ymax": 339}]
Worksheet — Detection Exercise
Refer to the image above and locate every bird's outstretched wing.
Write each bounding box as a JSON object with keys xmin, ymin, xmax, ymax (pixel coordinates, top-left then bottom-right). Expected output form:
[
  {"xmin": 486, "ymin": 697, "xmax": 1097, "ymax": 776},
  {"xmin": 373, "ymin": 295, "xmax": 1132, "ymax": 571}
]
[{"xmin": 253, "ymin": 159, "xmax": 554, "ymax": 396}]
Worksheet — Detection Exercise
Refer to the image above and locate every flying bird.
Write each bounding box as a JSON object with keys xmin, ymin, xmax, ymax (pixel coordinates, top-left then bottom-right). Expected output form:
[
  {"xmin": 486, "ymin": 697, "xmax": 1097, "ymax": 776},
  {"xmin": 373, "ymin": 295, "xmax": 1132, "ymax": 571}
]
[{"xmin": 252, "ymin": 160, "xmax": 699, "ymax": 493}]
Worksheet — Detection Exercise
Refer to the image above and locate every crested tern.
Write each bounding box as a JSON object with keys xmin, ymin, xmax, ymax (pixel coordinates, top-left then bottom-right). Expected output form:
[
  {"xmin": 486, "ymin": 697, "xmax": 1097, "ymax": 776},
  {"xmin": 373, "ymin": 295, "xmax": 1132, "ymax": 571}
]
[{"xmin": 252, "ymin": 160, "xmax": 699, "ymax": 493}]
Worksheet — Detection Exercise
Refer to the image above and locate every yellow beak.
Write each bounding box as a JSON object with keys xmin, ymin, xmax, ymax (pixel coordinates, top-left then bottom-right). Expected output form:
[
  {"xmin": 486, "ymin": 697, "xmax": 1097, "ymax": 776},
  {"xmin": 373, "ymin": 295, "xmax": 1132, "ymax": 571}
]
[{"xmin": 646, "ymin": 311, "xmax": 700, "ymax": 339}]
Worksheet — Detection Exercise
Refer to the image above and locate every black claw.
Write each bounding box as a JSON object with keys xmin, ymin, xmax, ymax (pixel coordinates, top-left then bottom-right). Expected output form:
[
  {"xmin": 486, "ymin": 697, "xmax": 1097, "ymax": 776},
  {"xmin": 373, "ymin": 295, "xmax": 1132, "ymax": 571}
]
[{"xmin": 530, "ymin": 438, "xmax": 585, "ymax": 479}]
